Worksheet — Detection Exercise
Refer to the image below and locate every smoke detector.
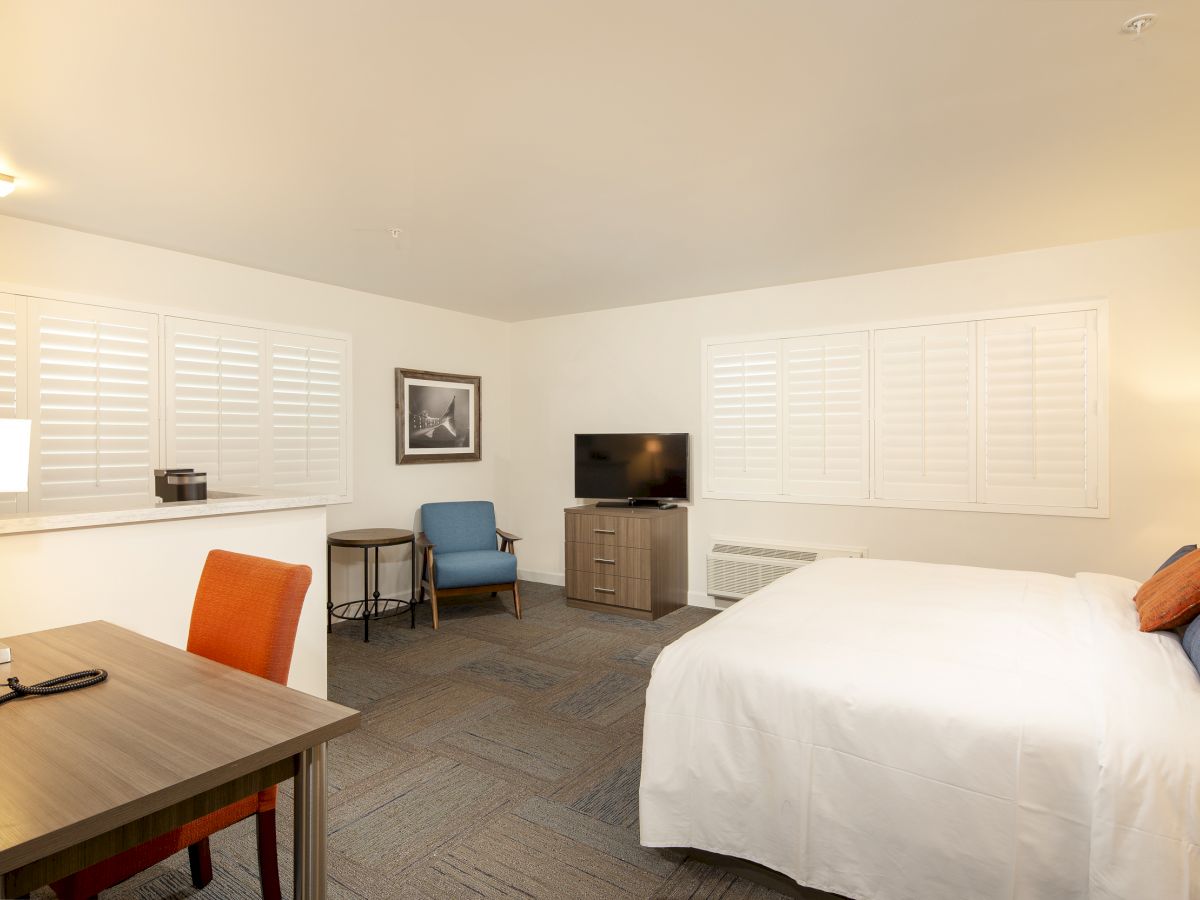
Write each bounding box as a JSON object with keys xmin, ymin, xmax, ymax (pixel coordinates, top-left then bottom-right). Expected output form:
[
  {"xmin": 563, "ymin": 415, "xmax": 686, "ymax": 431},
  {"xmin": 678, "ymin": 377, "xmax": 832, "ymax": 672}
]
[{"xmin": 1122, "ymin": 13, "xmax": 1156, "ymax": 35}]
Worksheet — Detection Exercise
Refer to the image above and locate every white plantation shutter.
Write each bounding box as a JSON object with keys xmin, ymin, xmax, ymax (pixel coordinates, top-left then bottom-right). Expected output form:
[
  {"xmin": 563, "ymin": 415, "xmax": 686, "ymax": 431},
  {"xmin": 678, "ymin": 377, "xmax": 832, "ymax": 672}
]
[
  {"xmin": 874, "ymin": 322, "xmax": 975, "ymax": 502},
  {"xmin": 269, "ymin": 333, "xmax": 347, "ymax": 492},
  {"xmin": 164, "ymin": 318, "xmax": 266, "ymax": 488},
  {"xmin": 782, "ymin": 332, "xmax": 869, "ymax": 498},
  {"xmin": 979, "ymin": 310, "xmax": 1098, "ymax": 508},
  {"xmin": 0, "ymin": 294, "xmax": 28, "ymax": 514},
  {"xmin": 706, "ymin": 340, "xmax": 782, "ymax": 494},
  {"xmin": 27, "ymin": 299, "xmax": 158, "ymax": 512}
]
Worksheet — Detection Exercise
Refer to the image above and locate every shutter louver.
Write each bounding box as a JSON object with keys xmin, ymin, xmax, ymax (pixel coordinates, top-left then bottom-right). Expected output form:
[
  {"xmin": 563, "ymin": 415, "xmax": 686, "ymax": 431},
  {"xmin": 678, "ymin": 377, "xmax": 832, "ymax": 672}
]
[
  {"xmin": 28, "ymin": 299, "xmax": 158, "ymax": 512},
  {"xmin": 164, "ymin": 318, "xmax": 265, "ymax": 488},
  {"xmin": 0, "ymin": 295, "xmax": 27, "ymax": 514},
  {"xmin": 979, "ymin": 311, "xmax": 1097, "ymax": 508},
  {"xmin": 270, "ymin": 334, "xmax": 346, "ymax": 492},
  {"xmin": 706, "ymin": 340, "xmax": 782, "ymax": 494},
  {"xmin": 874, "ymin": 322, "xmax": 975, "ymax": 502},
  {"xmin": 783, "ymin": 332, "xmax": 869, "ymax": 498}
]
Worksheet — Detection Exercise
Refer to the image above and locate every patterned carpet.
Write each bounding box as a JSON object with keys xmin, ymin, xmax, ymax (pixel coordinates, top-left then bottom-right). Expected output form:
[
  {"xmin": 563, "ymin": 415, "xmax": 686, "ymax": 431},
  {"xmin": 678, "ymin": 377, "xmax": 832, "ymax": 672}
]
[{"xmin": 34, "ymin": 582, "xmax": 808, "ymax": 899}]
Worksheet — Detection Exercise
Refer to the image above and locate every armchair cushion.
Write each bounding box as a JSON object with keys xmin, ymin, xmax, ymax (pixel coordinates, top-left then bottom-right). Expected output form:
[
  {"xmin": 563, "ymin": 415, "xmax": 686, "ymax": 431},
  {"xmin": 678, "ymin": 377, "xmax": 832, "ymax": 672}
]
[
  {"xmin": 435, "ymin": 550, "xmax": 517, "ymax": 589},
  {"xmin": 421, "ymin": 500, "xmax": 498, "ymax": 554}
]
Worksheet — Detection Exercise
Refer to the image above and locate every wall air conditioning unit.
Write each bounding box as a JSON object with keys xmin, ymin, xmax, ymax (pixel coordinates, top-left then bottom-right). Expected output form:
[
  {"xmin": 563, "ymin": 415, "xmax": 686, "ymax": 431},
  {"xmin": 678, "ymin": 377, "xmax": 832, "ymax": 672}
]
[{"xmin": 706, "ymin": 539, "xmax": 865, "ymax": 600}]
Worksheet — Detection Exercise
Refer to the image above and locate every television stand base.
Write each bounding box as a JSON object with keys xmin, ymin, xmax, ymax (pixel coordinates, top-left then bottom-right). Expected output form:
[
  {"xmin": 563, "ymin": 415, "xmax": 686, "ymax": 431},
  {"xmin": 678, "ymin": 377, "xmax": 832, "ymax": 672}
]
[{"xmin": 594, "ymin": 499, "xmax": 680, "ymax": 510}]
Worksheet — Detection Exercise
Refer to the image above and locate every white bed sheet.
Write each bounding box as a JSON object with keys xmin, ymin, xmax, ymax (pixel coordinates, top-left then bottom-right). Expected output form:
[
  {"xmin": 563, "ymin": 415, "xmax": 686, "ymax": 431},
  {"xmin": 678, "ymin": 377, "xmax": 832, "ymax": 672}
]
[{"xmin": 639, "ymin": 558, "xmax": 1200, "ymax": 900}]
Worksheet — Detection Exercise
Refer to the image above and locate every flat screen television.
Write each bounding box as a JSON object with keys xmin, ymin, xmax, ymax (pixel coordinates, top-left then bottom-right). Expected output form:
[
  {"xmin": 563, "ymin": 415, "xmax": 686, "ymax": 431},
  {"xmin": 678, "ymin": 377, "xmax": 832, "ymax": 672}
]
[{"xmin": 574, "ymin": 433, "xmax": 689, "ymax": 504}]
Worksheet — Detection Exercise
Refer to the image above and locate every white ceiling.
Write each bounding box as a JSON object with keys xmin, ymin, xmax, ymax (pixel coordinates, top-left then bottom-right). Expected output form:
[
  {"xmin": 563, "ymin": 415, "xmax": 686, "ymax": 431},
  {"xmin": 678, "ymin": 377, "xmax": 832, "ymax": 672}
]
[{"xmin": 1, "ymin": 1, "xmax": 1197, "ymax": 321}]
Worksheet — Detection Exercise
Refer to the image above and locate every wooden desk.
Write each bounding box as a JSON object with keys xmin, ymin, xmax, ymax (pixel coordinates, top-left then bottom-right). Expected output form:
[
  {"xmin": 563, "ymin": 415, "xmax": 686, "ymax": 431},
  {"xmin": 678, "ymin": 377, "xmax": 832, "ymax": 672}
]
[{"xmin": 0, "ymin": 621, "xmax": 359, "ymax": 900}]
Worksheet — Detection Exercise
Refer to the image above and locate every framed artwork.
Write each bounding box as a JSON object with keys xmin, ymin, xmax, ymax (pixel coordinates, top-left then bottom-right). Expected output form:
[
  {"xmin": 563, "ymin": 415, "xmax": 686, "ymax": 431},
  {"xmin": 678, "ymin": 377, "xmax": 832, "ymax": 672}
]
[{"xmin": 395, "ymin": 368, "xmax": 482, "ymax": 464}]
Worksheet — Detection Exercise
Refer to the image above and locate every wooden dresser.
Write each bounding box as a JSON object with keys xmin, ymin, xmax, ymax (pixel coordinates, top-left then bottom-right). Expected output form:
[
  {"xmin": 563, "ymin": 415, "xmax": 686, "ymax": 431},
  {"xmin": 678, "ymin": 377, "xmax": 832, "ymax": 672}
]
[{"xmin": 564, "ymin": 505, "xmax": 687, "ymax": 620}]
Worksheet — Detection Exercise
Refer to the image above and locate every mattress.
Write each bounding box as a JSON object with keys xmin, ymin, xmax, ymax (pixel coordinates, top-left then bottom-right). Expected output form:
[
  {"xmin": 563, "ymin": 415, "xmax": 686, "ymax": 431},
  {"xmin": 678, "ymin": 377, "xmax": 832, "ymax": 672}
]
[{"xmin": 639, "ymin": 557, "xmax": 1200, "ymax": 900}]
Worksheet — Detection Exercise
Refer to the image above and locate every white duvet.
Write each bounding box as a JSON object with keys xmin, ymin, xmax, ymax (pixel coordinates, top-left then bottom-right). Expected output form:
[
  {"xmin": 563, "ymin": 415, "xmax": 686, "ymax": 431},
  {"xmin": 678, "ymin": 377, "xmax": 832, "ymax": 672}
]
[{"xmin": 639, "ymin": 558, "xmax": 1200, "ymax": 900}]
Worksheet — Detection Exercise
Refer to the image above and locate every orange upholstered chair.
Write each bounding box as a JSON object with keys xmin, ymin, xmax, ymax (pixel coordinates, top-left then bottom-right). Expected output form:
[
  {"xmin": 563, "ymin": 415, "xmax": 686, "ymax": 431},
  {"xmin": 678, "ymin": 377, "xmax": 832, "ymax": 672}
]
[{"xmin": 50, "ymin": 550, "xmax": 312, "ymax": 900}]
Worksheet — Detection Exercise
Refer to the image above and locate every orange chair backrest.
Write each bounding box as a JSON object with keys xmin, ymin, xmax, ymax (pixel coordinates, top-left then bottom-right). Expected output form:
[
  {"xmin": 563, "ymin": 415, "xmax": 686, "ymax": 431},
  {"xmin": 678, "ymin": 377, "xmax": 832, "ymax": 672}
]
[{"xmin": 186, "ymin": 549, "xmax": 313, "ymax": 685}]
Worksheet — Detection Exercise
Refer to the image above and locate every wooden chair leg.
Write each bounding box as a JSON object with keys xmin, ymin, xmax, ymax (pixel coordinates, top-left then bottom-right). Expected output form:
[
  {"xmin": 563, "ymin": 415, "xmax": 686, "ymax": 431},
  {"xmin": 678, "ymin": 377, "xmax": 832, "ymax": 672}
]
[
  {"xmin": 188, "ymin": 837, "xmax": 213, "ymax": 889},
  {"xmin": 256, "ymin": 808, "xmax": 282, "ymax": 900},
  {"xmin": 430, "ymin": 583, "xmax": 440, "ymax": 629},
  {"xmin": 512, "ymin": 581, "xmax": 522, "ymax": 620}
]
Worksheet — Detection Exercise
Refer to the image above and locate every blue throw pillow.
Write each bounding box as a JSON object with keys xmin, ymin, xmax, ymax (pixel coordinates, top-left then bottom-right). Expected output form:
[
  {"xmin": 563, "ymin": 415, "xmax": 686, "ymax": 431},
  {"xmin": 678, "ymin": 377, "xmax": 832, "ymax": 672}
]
[
  {"xmin": 1182, "ymin": 617, "xmax": 1200, "ymax": 678},
  {"xmin": 1157, "ymin": 545, "xmax": 1198, "ymax": 574}
]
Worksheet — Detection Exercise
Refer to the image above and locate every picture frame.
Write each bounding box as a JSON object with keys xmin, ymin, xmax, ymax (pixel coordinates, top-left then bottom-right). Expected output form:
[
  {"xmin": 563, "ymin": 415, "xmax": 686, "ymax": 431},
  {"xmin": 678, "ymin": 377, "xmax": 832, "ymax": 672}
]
[{"xmin": 395, "ymin": 368, "xmax": 482, "ymax": 464}]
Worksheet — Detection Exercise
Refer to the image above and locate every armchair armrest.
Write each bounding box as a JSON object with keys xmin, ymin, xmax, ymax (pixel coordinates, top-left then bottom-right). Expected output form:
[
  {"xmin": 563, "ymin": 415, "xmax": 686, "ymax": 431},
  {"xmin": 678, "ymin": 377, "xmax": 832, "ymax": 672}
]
[{"xmin": 497, "ymin": 528, "xmax": 520, "ymax": 554}]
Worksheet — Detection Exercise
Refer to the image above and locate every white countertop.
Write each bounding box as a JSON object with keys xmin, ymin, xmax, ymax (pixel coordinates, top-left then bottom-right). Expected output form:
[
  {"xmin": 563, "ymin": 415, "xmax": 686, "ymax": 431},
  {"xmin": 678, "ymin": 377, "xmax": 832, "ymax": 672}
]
[{"xmin": 0, "ymin": 490, "xmax": 351, "ymax": 536}]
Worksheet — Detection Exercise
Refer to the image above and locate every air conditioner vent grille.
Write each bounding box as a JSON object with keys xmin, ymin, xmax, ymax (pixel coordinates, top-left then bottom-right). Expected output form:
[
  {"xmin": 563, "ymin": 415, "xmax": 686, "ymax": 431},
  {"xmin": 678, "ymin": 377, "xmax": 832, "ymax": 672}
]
[
  {"xmin": 710, "ymin": 543, "xmax": 821, "ymax": 563},
  {"xmin": 707, "ymin": 539, "xmax": 864, "ymax": 601}
]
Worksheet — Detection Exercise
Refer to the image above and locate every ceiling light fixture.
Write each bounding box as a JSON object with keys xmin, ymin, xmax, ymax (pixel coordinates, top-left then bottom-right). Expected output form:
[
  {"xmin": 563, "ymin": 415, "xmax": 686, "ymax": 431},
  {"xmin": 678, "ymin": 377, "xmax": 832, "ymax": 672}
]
[
  {"xmin": 1122, "ymin": 13, "xmax": 1156, "ymax": 36},
  {"xmin": 0, "ymin": 173, "xmax": 14, "ymax": 198}
]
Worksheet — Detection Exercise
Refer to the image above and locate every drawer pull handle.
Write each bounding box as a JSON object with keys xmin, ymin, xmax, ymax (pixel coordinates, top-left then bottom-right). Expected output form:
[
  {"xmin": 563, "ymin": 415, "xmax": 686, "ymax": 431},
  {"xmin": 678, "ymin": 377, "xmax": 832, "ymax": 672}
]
[
  {"xmin": 594, "ymin": 587, "xmax": 616, "ymax": 594},
  {"xmin": 594, "ymin": 558, "xmax": 616, "ymax": 565},
  {"xmin": 593, "ymin": 528, "xmax": 616, "ymax": 535}
]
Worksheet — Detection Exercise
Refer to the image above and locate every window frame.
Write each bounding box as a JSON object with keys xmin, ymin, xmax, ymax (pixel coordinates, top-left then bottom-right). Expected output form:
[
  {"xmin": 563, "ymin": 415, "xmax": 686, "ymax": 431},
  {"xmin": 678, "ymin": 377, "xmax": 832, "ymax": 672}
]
[
  {"xmin": 0, "ymin": 282, "xmax": 355, "ymax": 510},
  {"xmin": 700, "ymin": 300, "xmax": 1108, "ymax": 518}
]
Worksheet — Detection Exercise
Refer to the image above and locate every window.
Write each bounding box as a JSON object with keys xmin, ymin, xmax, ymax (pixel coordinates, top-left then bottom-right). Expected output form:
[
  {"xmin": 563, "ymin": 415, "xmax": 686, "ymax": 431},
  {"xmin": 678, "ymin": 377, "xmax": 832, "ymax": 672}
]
[
  {"xmin": 162, "ymin": 320, "xmax": 348, "ymax": 494},
  {"xmin": 978, "ymin": 311, "xmax": 1098, "ymax": 508},
  {"xmin": 0, "ymin": 291, "xmax": 351, "ymax": 513},
  {"xmin": 782, "ymin": 332, "xmax": 869, "ymax": 499},
  {"xmin": 164, "ymin": 318, "xmax": 266, "ymax": 488},
  {"xmin": 702, "ymin": 304, "xmax": 1105, "ymax": 515},
  {"xmin": 873, "ymin": 322, "xmax": 974, "ymax": 503},
  {"xmin": 268, "ymin": 333, "xmax": 347, "ymax": 492},
  {"xmin": 0, "ymin": 295, "xmax": 27, "ymax": 514},
  {"xmin": 27, "ymin": 298, "xmax": 159, "ymax": 512},
  {"xmin": 705, "ymin": 340, "xmax": 782, "ymax": 494}
]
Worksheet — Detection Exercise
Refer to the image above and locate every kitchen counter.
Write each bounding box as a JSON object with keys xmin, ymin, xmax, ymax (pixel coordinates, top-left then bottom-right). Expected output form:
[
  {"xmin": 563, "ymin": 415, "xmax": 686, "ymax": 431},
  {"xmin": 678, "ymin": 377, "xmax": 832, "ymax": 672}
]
[{"xmin": 0, "ymin": 490, "xmax": 351, "ymax": 536}]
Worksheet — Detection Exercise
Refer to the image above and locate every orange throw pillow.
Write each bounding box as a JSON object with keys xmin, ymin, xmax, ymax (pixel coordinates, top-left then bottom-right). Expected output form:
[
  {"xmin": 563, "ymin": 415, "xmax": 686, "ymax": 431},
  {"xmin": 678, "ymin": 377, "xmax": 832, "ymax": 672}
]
[{"xmin": 1135, "ymin": 548, "xmax": 1200, "ymax": 632}]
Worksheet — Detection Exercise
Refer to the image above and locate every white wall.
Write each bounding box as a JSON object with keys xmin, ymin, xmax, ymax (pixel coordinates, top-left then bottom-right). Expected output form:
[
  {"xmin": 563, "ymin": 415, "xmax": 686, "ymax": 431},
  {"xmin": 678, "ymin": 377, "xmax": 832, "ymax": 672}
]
[
  {"xmin": 0, "ymin": 215, "xmax": 512, "ymax": 680},
  {"xmin": 0, "ymin": 507, "xmax": 330, "ymax": 696},
  {"xmin": 5, "ymin": 215, "xmax": 1197, "ymax": 629},
  {"xmin": 508, "ymin": 229, "xmax": 1200, "ymax": 598}
]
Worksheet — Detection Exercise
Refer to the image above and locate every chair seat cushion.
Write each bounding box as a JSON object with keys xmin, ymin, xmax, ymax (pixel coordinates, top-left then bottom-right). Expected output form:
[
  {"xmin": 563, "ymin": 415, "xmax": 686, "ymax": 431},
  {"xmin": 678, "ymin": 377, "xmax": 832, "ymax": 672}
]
[{"xmin": 435, "ymin": 549, "xmax": 517, "ymax": 589}]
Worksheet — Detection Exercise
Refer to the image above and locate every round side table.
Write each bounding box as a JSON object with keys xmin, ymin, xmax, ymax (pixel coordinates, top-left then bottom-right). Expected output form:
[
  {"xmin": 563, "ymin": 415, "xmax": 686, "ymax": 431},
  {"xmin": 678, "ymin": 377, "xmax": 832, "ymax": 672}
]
[{"xmin": 327, "ymin": 528, "xmax": 415, "ymax": 642}]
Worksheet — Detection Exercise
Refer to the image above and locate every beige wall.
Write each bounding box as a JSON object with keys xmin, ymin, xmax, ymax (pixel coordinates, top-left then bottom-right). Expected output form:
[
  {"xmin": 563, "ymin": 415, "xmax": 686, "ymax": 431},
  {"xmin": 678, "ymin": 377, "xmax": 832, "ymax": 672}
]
[
  {"xmin": 0, "ymin": 214, "xmax": 512, "ymax": 671},
  {"xmin": 0, "ymin": 507, "xmax": 330, "ymax": 696},
  {"xmin": 3, "ymin": 215, "xmax": 1197, "ymax": 621},
  {"xmin": 507, "ymin": 229, "xmax": 1200, "ymax": 600}
]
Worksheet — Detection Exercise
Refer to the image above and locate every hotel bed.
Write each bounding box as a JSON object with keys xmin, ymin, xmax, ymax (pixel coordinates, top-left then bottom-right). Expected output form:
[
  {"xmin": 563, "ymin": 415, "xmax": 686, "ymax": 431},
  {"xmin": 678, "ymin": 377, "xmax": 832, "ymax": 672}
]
[{"xmin": 639, "ymin": 557, "xmax": 1200, "ymax": 900}]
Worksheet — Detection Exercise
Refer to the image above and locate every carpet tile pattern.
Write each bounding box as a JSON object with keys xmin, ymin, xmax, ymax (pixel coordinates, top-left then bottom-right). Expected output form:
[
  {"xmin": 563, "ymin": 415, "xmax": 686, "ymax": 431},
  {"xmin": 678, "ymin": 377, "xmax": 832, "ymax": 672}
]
[{"xmin": 33, "ymin": 581, "xmax": 817, "ymax": 899}]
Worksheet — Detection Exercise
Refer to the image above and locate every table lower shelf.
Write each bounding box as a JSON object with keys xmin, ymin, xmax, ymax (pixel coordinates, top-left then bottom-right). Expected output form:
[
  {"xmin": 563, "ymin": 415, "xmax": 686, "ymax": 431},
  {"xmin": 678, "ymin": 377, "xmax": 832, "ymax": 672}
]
[
  {"xmin": 328, "ymin": 596, "xmax": 417, "ymax": 640},
  {"xmin": 329, "ymin": 598, "xmax": 414, "ymax": 622}
]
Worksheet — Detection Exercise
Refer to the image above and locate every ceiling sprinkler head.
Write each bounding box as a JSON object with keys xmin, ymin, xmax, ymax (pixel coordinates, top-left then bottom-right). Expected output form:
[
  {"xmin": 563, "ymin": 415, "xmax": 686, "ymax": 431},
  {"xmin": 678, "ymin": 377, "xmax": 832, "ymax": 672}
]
[{"xmin": 1122, "ymin": 13, "xmax": 1156, "ymax": 36}]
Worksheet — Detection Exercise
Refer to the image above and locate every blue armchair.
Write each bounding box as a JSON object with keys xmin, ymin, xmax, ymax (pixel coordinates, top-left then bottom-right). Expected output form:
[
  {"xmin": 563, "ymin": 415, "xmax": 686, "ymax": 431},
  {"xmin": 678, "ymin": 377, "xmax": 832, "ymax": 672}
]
[{"xmin": 417, "ymin": 500, "xmax": 521, "ymax": 629}]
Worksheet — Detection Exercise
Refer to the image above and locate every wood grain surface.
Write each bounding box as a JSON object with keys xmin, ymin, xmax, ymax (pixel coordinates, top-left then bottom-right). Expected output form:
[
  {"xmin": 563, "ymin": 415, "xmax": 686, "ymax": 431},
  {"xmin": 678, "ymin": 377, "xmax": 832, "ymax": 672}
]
[
  {"xmin": 327, "ymin": 528, "xmax": 413, "ymax": 548},
  {"xmin": 563, "ymin": 506, "xmax": 687, "ymax": 620},
  {"xmin": 0, "ymin": 621, "xmax": 358, "ymax": 891}
]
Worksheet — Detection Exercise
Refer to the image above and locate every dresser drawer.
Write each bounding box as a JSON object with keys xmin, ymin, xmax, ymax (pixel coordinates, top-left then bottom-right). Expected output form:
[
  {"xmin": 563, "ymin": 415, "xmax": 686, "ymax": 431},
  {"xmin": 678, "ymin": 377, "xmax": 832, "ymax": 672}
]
[
  {"xmin": 565, "ymin": 512, "xmax": 651, "ymax": 549},
  {"xmin": 566, "ymin": 569, "xmax": 651, "ymax": 612},
  {"xmin": 566, "ymin": 542, "xmax": 651, "ymax": 580}
]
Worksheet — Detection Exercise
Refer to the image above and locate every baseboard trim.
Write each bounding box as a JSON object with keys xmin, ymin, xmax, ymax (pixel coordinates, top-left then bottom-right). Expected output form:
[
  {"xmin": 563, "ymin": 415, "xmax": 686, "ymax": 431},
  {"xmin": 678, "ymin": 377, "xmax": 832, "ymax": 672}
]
[
  {"xmin": 687, "ymin": 590, "xmax": 737, "ymax": 611},
  {"xmin": 518, "ymin": 568, "xmax": 565, "ymax": 587}
]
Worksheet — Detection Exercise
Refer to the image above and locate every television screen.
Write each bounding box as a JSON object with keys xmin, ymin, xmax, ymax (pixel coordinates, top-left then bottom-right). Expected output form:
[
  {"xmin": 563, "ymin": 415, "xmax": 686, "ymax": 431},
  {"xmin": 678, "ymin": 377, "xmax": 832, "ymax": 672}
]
[{"xmin": 574, "ymin": 433, "xmax": 689, "ymax": 500}]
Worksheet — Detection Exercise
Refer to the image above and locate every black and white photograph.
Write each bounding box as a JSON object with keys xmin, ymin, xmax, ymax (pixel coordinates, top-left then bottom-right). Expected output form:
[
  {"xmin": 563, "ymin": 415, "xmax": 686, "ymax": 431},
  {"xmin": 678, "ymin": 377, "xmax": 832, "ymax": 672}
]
[{"xmin": 395, "ymin": 368, "xmax": 482, "ymax": 464}]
